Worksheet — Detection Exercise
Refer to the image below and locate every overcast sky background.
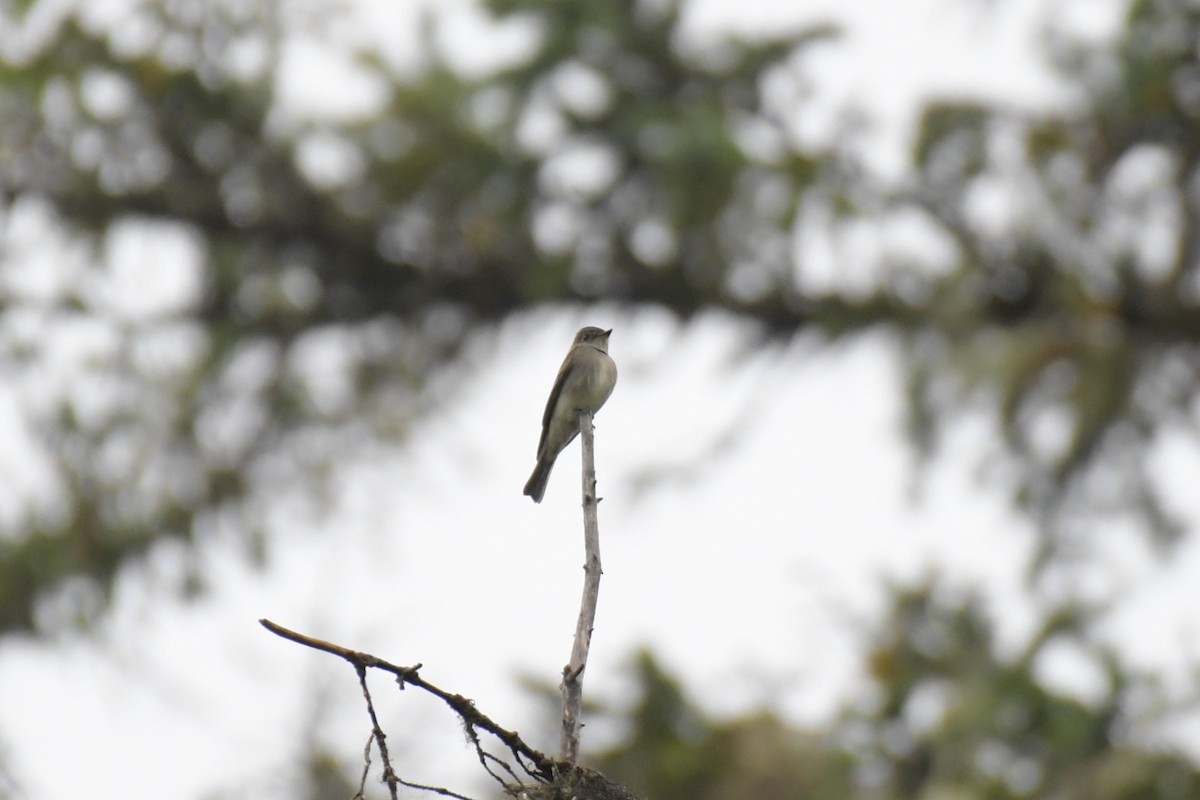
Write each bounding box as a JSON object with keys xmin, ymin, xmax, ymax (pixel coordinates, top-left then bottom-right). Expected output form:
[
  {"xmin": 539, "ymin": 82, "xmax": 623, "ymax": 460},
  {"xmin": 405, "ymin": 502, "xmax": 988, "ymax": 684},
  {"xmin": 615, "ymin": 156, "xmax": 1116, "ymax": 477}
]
[{"xmin": 5, "ymin": 1, "xmax": 1200, "ymax": 799}]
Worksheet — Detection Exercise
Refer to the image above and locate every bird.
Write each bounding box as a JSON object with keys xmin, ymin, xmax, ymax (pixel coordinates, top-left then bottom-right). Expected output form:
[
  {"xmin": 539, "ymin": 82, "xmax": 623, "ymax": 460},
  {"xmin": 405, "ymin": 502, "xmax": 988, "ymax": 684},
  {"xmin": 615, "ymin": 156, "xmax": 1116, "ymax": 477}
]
[{"xmin": 523, "ymin": 326, "xmax": 617, "ymax": 503}]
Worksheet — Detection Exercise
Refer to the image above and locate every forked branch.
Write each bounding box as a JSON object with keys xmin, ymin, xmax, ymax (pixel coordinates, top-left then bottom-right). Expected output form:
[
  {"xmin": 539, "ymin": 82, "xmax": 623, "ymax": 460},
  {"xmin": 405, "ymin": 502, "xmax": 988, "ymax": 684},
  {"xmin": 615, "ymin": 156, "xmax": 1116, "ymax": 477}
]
[{"xmin": 259, "ymin": 618, "xmax": 556, "ymax": 796}]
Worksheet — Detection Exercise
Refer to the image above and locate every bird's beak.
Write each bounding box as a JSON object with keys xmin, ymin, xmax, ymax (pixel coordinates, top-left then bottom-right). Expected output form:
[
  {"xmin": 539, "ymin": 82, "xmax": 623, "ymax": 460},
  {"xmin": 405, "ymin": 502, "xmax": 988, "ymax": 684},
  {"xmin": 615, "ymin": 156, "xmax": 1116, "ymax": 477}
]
[{"xmin": 603, "ymin": 329, "xmax": 613, "ymax": 337}]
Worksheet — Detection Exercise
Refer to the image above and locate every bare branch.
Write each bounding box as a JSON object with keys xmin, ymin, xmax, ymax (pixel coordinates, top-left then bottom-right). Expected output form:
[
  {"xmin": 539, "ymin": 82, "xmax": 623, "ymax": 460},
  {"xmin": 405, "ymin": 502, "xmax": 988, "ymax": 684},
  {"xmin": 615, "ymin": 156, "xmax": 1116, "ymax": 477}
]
[
  {"xmin": 259, "ymin": 618, "xmax": 558, "ymax": 789},
  {"xmin": 561, "ymin": 409, "xmax": 603, "ymax": 763}
]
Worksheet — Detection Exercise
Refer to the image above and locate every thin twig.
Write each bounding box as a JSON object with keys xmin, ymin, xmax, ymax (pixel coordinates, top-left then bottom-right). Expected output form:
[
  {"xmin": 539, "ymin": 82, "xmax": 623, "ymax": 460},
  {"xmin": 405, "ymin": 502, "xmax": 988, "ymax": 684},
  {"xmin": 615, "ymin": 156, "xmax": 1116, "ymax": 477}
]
[
  {"xmin": 354, "ymin": 734, "xmax": 373, "ymax": 800},
  {"xmin": 395, "ymin": 776, "xmax": 477, "ymax": 800},
  {"xmin": 463, "ymin": 721, "xmax": 524, "ymax": 788},
  {"xmin": 356, "ymin": 663, "xmax": 400, "ymax": 800},
  {"xmin": 560, "ymin": 409, "xmax": 603, "ymax": 763}
]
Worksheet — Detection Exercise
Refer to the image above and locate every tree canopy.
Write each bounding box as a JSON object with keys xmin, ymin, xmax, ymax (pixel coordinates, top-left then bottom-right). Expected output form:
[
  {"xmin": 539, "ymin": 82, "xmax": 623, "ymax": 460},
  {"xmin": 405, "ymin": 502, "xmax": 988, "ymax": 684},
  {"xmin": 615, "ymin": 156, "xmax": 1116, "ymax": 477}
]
[{"xmin": 4, "ymin": 0, "xmax": 1198, "ymax": 635}]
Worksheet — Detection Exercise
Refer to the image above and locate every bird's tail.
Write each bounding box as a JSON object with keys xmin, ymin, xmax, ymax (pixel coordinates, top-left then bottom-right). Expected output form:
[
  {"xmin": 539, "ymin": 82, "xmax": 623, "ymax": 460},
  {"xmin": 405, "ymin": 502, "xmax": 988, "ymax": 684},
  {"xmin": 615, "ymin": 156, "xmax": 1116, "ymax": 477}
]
[{"xmin": 523, "ymin": 458, "xmax": 554, "ymax": 503}]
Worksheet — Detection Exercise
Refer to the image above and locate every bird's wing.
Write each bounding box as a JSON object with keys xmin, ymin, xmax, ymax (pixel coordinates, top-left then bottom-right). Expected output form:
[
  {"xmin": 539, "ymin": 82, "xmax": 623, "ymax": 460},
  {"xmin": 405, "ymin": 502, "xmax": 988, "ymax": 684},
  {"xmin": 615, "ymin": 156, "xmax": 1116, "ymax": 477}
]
[{"xmin": 537, "ymin": 350, "xmax": 576, "ymax": 456}]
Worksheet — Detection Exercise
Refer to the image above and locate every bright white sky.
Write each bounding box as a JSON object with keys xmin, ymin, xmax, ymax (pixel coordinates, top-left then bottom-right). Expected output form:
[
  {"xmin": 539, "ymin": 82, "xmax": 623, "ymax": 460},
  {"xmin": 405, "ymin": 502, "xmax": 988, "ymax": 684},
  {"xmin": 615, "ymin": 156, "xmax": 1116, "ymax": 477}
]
[{"xmin": 7, "ymin": 1, "xmax": 1200, "ymax": 799}]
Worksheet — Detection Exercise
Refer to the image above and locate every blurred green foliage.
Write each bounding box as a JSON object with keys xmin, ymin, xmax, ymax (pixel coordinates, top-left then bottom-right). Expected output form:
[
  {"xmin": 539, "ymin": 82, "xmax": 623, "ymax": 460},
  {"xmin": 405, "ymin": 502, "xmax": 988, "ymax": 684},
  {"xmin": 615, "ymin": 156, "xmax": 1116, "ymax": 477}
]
[
  {"xmin": 0, "ymin": 0, "xmax": 848, "ymax": 633},
  {"xmin": 2, "ymin": 0, "xmax": 1196, "ymax": 636},
  {"xmin": 587, "ymin": 579, "xmax": 1200, "ymax": 800},
  {"xmin": 903, "ymin": 0, "xmax": 1200, "ymax": 559}
]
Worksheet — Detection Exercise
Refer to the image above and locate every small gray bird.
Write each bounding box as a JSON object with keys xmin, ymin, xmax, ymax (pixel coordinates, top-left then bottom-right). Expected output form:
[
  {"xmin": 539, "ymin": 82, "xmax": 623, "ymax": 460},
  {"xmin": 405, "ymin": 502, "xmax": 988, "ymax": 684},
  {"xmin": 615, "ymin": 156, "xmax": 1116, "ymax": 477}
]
[{"xmin": 523, "ymin": 326, "xmax": 618, "ymax": 503}]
